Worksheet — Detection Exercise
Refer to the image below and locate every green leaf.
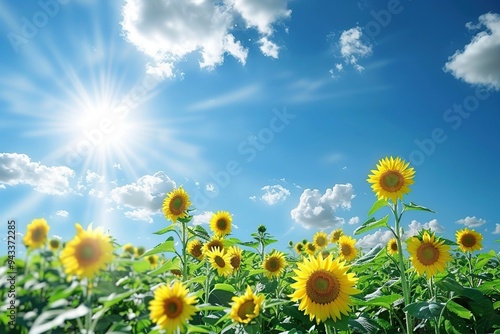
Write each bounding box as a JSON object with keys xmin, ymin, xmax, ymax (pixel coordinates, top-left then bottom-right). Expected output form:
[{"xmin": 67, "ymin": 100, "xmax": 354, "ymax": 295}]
[
  {"xmin": 353, "ymin": 244, "xmax": 384, "ymax": 265},
  {"xmin": 29, "ymin": 304, "xmax": 89, "ymax": 334},
  {"xmin": 349, "ymin": 315, "xmax": 380, "ymax": 333},
  {"xmin": 213, "ymin": 283, "xmax": 236, "ymax": 293},
  {"xmin": 446, "ymin": 300, "xmax": 472, "ymax": 319},
  {"xmin": 153, "ymin": 224, "xmax": 177, "ymax": 235},
  {"xmin": 368, "ymin": 199, "xmax": 389, "ymax": 216},
  {"xmin": 241, "ymin": 241, "xmax": 260, "ymax": 250},
  {"xmin": 189, "ymin": 225, "xmax": 211, "ymax": 241},
  {"xmin": 357, "ymin": 294, "xmax": 403, "ymax": 309},
  {"xmin": 404, "ymin": 301, "xmax": 443, "ymax": 319},
  {"xmin": 141, "ymin": 236, "xmax": 176, "ymax": 257},
  {"xmin": 149, "ymin": 257, "xmax": 180, "ymax": 276},
  {"xmin": 187, "ymin": 325, "xmax": 212, "ymax": 333},
  {"xmin": 354, "ymin": 215, "xmax": 389, "ymax": 235},
  {"xmin": 403, "ymin": 202, "xmax": 436, "ymax": 213},
  {"xmin": 263, "ymin": 238, "xmax": 278, "ymax": 246}
]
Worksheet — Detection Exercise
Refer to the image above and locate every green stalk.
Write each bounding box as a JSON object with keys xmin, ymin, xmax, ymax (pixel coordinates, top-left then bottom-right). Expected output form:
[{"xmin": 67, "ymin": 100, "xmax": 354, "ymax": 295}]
[
  {"xmin": 181, "ymin": 221, "xmax": 188, "ymax": 281},
  {"xmin": 392, "ymin": 201, "xmax": 413, "ymax": 334}
]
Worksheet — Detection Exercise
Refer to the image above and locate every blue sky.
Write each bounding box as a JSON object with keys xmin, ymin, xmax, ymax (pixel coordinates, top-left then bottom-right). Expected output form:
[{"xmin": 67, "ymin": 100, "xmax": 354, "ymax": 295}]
[{"xmin": 1, "ymin": 0, "xmax": 500, "ymax": 256}]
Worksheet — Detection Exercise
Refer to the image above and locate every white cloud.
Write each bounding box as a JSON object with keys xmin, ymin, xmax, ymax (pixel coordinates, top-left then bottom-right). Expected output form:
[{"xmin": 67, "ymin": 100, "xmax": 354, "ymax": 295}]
[
  {"xmin": 55, "ymin": 210, "xmax": 69, "ymax": 218},
  {"xmin": 0, "ymin": 153, "xmax": 74, "ymax": 195},
  {"xmin": 85, "ymin": 170, "xmax": 104, "ymax": 184},
  {"xmin": 112, "ymin": 163, "xmax": 122, "ymax": 170},
  {"xmin": 444, "ymin": 13, "xmax": 500, "ymax": 90},
  {"xmin": 249, "ymin": 195, "xmax": 257, "ymax": 202},
  {"xmin": 260, "ymin": 184, "xmax": 290, "ymax": 205},
  {"xmin": 110, "ymin": 171, "xmax": 176, "ymax": 221},
  {"xmin": 0, "ymin": 184, "xmax": 5, "ymax": 189},
  {"xmin": 339, "ymin": 27, "xmax": 372, "ymax": 71},
  {"xmin": 406, "ymin": 219, "xmax": 445, "ymax": 238},
  {"xmin": 259, "ymin": 37, "xmax": 280, "ymax": 58},
  {"xmin": 348, "ymin": 216, "xmax": 360, "ymax": 225},
  {"xmin": 205, "ymin": 184, "xmax": 216, "ymax": 193},
  {"xmin": 192, "ymin": 211, "xmax": 214, "ymax": 226},
  {"xmin": 290, "ymin": 183, "xmax": 355, "ymax": 229},
  {"xmin": 357, "ymin": 229, "xmax": 393, "ymax": 250},
  {"xmin": 121, "ymin": 0, "xmax": 290, "ymax": 78},
  {"xmin": 188, "ymin": 84, "xmax": 259, "ymax": 111},
  {"xmin": 493, "ymin": 224, "xmax": 500, "ymax": 234},
  {"xmin": 456, "ymin": 216, "xmax": 487, "ymax": 228}
]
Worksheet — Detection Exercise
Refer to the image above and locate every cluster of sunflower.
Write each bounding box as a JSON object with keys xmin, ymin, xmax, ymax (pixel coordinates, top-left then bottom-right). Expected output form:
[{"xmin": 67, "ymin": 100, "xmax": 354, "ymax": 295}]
[{"xmin": 14, "ymin": 156, "xmax": 497, "ymax": 334}]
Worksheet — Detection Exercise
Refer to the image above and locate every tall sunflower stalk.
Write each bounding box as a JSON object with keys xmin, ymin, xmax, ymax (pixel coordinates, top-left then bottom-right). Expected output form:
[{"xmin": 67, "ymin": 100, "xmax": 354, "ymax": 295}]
[{"xmin": 364, "ymin": 156, "xmax": 416, "ymax": 334}]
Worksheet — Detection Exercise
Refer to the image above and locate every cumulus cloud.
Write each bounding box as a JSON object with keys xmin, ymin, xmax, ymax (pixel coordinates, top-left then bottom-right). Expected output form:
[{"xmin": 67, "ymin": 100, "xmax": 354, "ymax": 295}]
[
  {"xmin": 456, "ymin": 216, "xmax": 487, "ymax": 228},
  {"xmin": 493, "ymin": 224, "xmax": 500, "ymax": 234},
  {"xmin": 85, "ymin": 170, "xmax": 104, "ymax": 184},
  {"xmin": 55, "ymin": 210, "xmax": 69, "ymax": 218},
  {"xmin": 444, "ymin": 13, "xmax": 500, "ymax": 90},
  {"xmin": 0, "ymin": 153, "xmax": 74, "ymax": 195},
  {"xmin": 260, "ymin": 185, "xmax": 290, "ymax": 205},
  {"xmin": 348, "ymin": 216, "xmax": 360, "ymax": 225},
  {"xmin": 110, "ymin": 171, "xmax": 176, "ymax": 222},
  {"xmin": 192, "ymin": 211, "xmax": 214, "ymax": 226},
  {"xmin": 406, "ymin": 219, "xmax": 445, "ymax": 238},
  {"xmin": 121, "ymin": 0, "xmax": 290, "ymax": 79},
  {"xmin": 338, "ymin": 27, "xmax": 372, "ymax": 72},
  {"xmin": 357, "ymin": 229, "xmax": 393, "ymax": 250},
  {"xmin": 290, "ymin": 184, "xmax": 354, "ymax": 229}
]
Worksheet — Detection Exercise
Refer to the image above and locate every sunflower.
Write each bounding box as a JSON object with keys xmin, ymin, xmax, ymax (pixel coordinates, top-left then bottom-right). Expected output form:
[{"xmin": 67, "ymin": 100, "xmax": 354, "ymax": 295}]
[
  {"xmin": 203, "ymin": 236, "xmax": 225, "ymax": 254},
  {"xmin": 206, "ymin": 248, "xmax": 233, "ymax": 277},
  {"xmin": 187, "ymin": 239, "xmax": 204, "ymax": 260},
  {"xmin": 305, "ymin": 242, "xmax": 317, "ymax": 256},
  {"xmin": 49, "ymin": 237, "xmax": 61, "ymax": 252},
  {"xmin": 290, "ymin": 253, "xmax": 360, "ymax": 324},
  {"xmin": 313, "ymin": 232, "xmax": 329, "ymax": 250},
  {"xmin": 294, "ymin": 242, "xmax": 304, "ymax": 254},
  {"xmin": 330, "ymin": 228, "xmax": 343, "ymax": 243},
  {"xmin": 230, "ymin": 286, "xmax": 265, "ymax": 324},
  {"xmin": 456, "ymin": 228, "xmax": 483, "ymax": 253},
  {"xmin": 227, "ymin": 246, "xmax": 243, "ymax": 271},
  {"xmin": 209, "ymin": 211, "xmax": 232, "ymax": 237},
  {"xmin": 60, "ymin": 224, "xmax": 114, "ymax": 279},
  {"xmin": 367, "ymin": 156, "xmax": 415, "ymax": 203},
  {"xmin": 338, "ymin": 236, "xmax": 358, "ymax": 262},
  {"xmin": 147, "ymin": 255, "xmax": 159, "ymax": 269},
  {"xmin": 407, "ymin": 231, "xmax": 452, "ymax": 277},
  {"xmin": 262, "ymin": 250, "xmax": 287, "ymax": 279},
  {"xmin": 162, "ymin": 187, "xmax": 191, "ymax": 223},
  {"xmin": 387, "ymin": 238, "xmax": 398, "ymax": 255},
  {"xmin": 135, "ymin": 246, "xmax": 146, "ymax": 257},
  {"xmin": 123, "ymin": 243, "xmax": 135, "ymax": 255},
  {"xmin": 149, "ymin": 281, "xmax": 198, "ymax": 333},
  {"xmin": 23, "ymin": 218, "xmax": 50, "ymax": 250}
]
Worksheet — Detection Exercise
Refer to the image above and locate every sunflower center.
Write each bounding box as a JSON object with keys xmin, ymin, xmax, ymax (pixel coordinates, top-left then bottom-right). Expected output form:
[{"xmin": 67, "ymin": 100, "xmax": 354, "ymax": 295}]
[
  {"xmin": 380, "ymin": 171, "xmax": 404, "ymax": 192},
  {"xmin": 230, "ymin": 255, "xmax": 241, "ymax": 269},
  {"xmin": 237, "ymin": 300, "xmax": 256, "ymax": 321},
  {"xmin": 32, "ymin": 228, "xmax": 44, "ymax": 242},
  {"xmin": 307, "ymin": 244, "xmax": 316, "ymax": 251},
  {"xmin": 316, "ymin": 236, "xmax": 326, "ymax": 247},
  {"xmin": 214, "ymin": 255, "xmax": 226, "ymax": 268},
  {"xmin": 416, "ymin": 243, "xmax": 439, "ymax": 266},
  {"xmin": 306, "ymin": 270, "xmax": 340, "ymax": 304},
  {"xmin": 169, "ymin": 196, "xmax": 185, "ymax": 215},
  {"xmin": 76, "ymin": 239, "xmax": 102, "ymax": 266},
  {"xmin": 341, "ymin": 244, "xmax": 352, "ymax": 256},
  {"xmin": 191, "ymin": 245, "xmax": 203, "ymax": 258},
  {"xmin": 265, "ymin": 257, "xmax": 280, "ymax": 272},
  {"xmin": 216, "ymin": 219, "xmax": 227, "ymax": 231},
  {"xmin": 461, "ymin": 234, "xmax": 476, "ymax": 247},
  {"xmin": 391, "ymin": 242, "xmax": 398, "ymax": 251},
  {"xmin": 164, "ymin": 297, "xmax": 183, "ymax": 318},
  {"xmin": 50, "ymin": 239, "xmax": 60, "ymax": 249},
  {"xmin": 207, "ymin": 241, "xmax": 223, "ymax": 252}
]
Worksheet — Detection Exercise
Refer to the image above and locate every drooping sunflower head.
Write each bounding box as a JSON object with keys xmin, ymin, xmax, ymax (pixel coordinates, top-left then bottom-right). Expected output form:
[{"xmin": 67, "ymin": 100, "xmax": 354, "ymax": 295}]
[
  {"xmin": 290, "ymin": 253, "xmax": 360, "ymax": 324},
  {"xmin": 367, "ymin": 156, "xmax": 415, "ymax": 203},
  {"xmin": 187, "ymin": 239, "xmax": 204, "ymax": 260},
  {"xmin": 262, "ymin": 250, "xmax": 287, "ymax": 279},
  {"xmin": 407, "ymin": 231, "xmax": 452, "ymax": 277},
  {"xmin": 209, "ymin": 211, "xmax": 232, "ymax": 237},
  {"xmin": 230, "ymin": 286, "xmax": 265, "ymax": 324},
  {"xmin": 387, "ymin": 238, "xmax": 398, "ymax": 255},
  {"xmin": 227, "ymin": 246, "xmax": 243, "ymax": 271},
  {"xmin": 203, "ymin": 236, "xmax": 225, "ymax": 254},
  {"xmin": 123, "ymin": 243, "xmax": 135, "ymax": 255},
  {"xmin": 147, "ymin": 255, "xmax": 159, "ymax": 269},
  {"xmin": 330, "ymin": 228, "xmax": 343, "ymax": 243},
  {"xmin": 170, "ymin": 269, "xmax": 183, "ymax": 277},
  {"xmin": 313, "ymin": 232, "xmax": 329, "ymax": 250},
  {"xmin": 162, "ymin": 187, "xmax": 191, "ymax": 223},
  {"xmin": 295, "ymin": 242, "xmax": 305, "ymax": 254},
  {"xmin": 456, "ymin": 228, "xmax": 483, "ymax": 253},
  {"xmin": 206, "ymin": 248, "xmax": 233, "ymax": 277},
  {"xmin": 23, "ymin": 218, "xmax": 50, "ymax": 250},
  {"xmin": 148, "ymin": 281, "xmax": 198, "ymax": 333},
  {"xmin": 60, "ymin": 224, "xmax": 114, "ymax": 280},
  {"xmin": 338, "ymin": 235, "xmax": 358, "ymax": 262},
  {"xmin": 305, "ymin": 242, "xmax": 317, "ymax": 256},
  {"xmin": 49, "ymin": 237, "xmax": 61, "ymax": 252}
]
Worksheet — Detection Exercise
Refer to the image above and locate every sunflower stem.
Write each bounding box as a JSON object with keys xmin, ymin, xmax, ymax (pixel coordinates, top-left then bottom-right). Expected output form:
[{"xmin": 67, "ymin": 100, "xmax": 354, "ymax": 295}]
[
  {"xmin": 325, "ymin": 323, "xmax": 333, "ymax": 334},
  {"xmin": 466, "ymin": 251, "xmax": 475, "ymax": 287},
  {"xmin": 181, "ymin": 221, "xmax": 188, "ymax": 282},
  {"xmin": 392, "ymin": 201, "xmax": 413, "ymax": 334}
]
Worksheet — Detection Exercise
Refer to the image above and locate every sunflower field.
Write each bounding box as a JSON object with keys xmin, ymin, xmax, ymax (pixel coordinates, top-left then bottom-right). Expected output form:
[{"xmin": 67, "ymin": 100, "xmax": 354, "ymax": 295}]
[{"xmin": 1, "ymin": 156, "xmax": 499, "ymax": 334}]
